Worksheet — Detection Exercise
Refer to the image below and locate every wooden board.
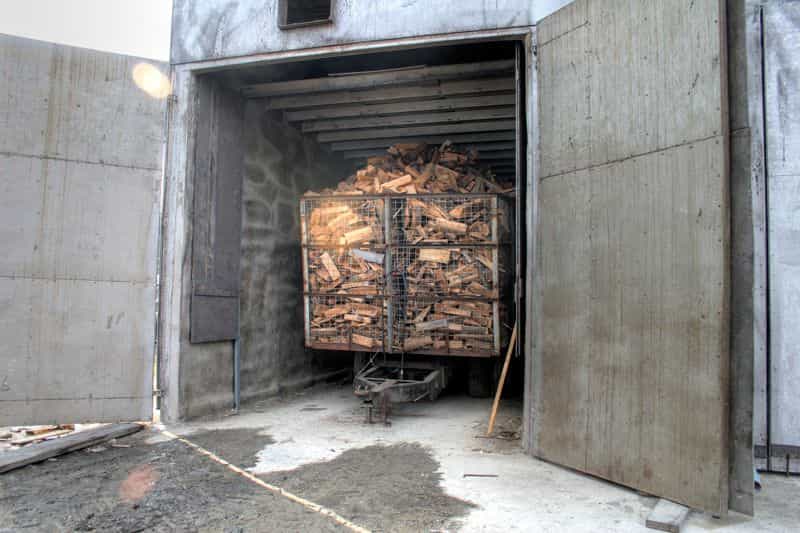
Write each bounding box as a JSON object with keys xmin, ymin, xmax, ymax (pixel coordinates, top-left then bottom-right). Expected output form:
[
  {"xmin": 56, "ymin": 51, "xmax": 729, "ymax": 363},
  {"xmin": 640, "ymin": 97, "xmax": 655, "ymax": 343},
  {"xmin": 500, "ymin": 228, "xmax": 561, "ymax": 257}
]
[
  {"xmin": 534, "ymin": 0, "xmax": 729, "ymax": 515},
  {"xmin": 0, "ymin": 423, "xmax": 143, "ymax": 474}
]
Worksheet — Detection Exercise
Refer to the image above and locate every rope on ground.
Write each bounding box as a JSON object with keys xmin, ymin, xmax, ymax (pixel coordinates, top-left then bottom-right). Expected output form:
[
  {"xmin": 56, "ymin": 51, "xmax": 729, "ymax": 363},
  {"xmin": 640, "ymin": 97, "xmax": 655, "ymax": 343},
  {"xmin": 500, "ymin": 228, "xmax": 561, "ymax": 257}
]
[{"xmin": 160, "ymin": 429, "xmax": 371, "ymax": 533}]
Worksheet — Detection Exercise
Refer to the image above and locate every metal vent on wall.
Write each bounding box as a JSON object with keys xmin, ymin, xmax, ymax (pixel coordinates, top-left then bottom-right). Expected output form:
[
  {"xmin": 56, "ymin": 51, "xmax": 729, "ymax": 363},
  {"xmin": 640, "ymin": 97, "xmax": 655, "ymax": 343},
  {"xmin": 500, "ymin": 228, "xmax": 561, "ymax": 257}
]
[{"xmin": 279, "ymin": 0, "xmax": 333, "ymax": 28}]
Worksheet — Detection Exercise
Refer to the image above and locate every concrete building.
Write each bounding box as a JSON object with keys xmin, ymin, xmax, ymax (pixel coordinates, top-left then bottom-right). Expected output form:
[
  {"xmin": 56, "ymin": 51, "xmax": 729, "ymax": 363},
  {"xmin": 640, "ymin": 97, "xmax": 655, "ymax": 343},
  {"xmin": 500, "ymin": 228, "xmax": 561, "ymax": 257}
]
[{"xmin": 2, "ymin": 0, "xmax": 798, "ymax": 520}]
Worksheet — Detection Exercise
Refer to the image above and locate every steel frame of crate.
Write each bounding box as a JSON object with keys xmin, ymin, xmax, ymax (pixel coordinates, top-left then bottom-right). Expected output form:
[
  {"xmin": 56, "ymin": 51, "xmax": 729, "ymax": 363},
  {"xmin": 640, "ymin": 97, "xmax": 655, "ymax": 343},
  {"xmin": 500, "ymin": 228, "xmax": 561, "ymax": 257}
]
[{"xmin": 301, "ymin": 193, "xmax": 509, "ymax": 357}]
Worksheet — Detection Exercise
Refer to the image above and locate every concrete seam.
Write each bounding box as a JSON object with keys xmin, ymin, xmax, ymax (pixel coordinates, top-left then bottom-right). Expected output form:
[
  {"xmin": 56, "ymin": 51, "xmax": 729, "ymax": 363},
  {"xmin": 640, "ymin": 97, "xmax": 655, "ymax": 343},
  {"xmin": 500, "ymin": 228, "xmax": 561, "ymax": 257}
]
[
  {"xmin": 0, "ymin": 151, "xmax": 161, "ymax": 172},
  {"xmin": 537, "ymin": 21, "xmax": 590, "ymax": 48},
  {"xmin": 0, "ymin": 275, "xmax": 153, "ymax": 284},
  {"xmin": 171, "ymin": 26, "xmax": 534, "ymax": 69},
  {"xmin": 539, "ymin": 133, "xmax": 724, "ymax": 181},
  {"xmin": 0, "ymin": 396, "xmax": 146, "ymax": 402},
  {"xmin": 160, "ymin": 429, "xmax": 372, "ymax": 533}
]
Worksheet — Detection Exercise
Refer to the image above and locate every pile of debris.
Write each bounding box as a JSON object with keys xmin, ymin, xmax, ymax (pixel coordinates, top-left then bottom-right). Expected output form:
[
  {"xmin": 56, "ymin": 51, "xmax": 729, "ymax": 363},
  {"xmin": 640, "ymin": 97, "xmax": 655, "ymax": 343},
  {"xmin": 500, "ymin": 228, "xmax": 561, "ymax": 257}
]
[
  {"xmin": 0, "ymin": 424, "xmax": 76, "ymax": 450},
  {"xmin": 301, "ymin": 142, "xmax": 510, "ymax": 355}
]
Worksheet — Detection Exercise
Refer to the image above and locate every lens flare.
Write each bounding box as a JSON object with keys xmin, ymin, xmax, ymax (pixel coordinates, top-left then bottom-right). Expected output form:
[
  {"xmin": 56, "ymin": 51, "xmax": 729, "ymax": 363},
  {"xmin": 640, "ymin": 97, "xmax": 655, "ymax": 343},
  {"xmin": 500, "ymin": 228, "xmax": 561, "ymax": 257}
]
[{"xmin": 132, "ymin": 63, "xmax": 171, "ymax": 99}]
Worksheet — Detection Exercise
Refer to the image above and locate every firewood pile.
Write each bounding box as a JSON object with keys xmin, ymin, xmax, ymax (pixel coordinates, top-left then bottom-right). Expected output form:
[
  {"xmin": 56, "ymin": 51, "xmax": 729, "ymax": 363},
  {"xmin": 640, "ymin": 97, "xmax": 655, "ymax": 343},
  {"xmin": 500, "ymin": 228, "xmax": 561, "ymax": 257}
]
[
  {"xmin": 302, "ymin": 141, "xmax": 511, "ymax": 196},
  {"xmin": 301, "ymin": 142, "xmax": 511, "ymax": 356}
]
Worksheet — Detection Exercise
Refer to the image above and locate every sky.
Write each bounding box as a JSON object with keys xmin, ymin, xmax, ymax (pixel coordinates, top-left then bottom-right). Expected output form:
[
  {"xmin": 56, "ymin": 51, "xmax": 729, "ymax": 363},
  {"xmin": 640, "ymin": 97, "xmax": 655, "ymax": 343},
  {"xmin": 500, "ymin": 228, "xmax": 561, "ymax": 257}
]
[{"xmin": 0, "ymin": 0, "xmax": 173, "ymax": 61}]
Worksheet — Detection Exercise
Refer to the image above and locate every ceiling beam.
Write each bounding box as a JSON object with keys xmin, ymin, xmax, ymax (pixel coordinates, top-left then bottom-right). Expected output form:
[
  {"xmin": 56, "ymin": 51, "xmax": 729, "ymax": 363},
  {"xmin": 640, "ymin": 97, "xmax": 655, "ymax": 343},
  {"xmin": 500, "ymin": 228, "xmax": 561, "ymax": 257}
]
[
  {"xmin": 340, "ymin": 142, "xmax": 516, "ymax": 160},
  {"xmin": 317, "ymin": 120, "xmax": 515, "ymax": 143},
  {"xmin": 241, "ymin": 59, "xmax": 514, "ymax": 97},
  {"xmin": 328, "ymin": 131, "xmax": 516, "ymax": 151},
  {"xmin": 284, "ymin": 93, "xmax": 516, "ymax": 121},
  {"xmin": 265, "ymin": 78, "xmax": 514, "ymax": 109},
  {"xmin": 302, "ymin": 107, "xmax": 515, "ymax": 132}
]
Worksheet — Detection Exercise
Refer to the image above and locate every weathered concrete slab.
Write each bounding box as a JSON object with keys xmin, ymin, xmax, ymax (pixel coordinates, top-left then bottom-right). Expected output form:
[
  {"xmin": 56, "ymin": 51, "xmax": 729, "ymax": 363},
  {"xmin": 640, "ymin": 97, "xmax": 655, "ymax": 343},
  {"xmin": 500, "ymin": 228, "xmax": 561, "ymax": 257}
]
[
  {"xmin": 726, "ymin": 0, "xmax": 763, "ymax": 515},
  {"xmin": 764, "ymin": 0, "xmax": 800, "ymax": 468},
  {"xmin": 0, "ymin": 155, "xmax": 160, "ymax": 282},
  {"xmin": 0, "ymin": 34, "xmax": 164, "ymax": 169},
  {"xmin": 0, "ymin": 278, "xmax": 155, "ymax": 423},
  {"xmin": 0, "ymin": 35, "xmax": 166, "ymax": 425},
  {"xmin": 535, "ymin": 0, "xmax": 729, "ymax": 514},
  {"xmin": 170, "ymin": 0, "xmax": 573, "ymax": 64}
]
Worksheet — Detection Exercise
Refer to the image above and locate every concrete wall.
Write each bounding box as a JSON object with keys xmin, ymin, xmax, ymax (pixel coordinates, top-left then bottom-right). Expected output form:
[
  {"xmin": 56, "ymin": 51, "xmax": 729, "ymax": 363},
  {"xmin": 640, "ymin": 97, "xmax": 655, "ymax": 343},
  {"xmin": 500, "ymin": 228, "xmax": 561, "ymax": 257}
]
[
  {"xmin": 160, "ymin": 81, "xmax": 353, "ymax": 421},
  {"xmin": 0, "ymin": 35, "xmax": 166, "ymax": 424},
  {"xmin": 727, "ymin": 0, "xmax": 765, "ymax": 514},
  {"xmin": 763, "ymin": 0, "xmax": 800, "ymax": 472},
  {"xmin": 239, "ymin": 103, "xmax": 352, "ymax": 403},
  {"xmin": 170, "ymin": 0, "xmax": 572, "ymax": 64},
  {"xmin": 533, "ymin": 0, "xmax": 730, "ymax": 514}
]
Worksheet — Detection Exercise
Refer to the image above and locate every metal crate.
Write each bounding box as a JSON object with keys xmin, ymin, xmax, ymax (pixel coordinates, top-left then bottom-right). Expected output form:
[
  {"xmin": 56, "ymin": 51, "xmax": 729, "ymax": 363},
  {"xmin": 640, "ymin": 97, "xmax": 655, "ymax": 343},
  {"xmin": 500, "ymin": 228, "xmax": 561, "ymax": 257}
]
[
  {"xmin": 304, "ymin": 294, "xmax": 388, "ymax": 352},
  {"xmin": 389, "ymin": 194, "xmax": 511, "ymax": 245},
  {"xmin": 390, "ymin": 246, "xmax": 498, "ymax": 298},
  {"xmin": 300, "ymin": 193, "xmax": 510, "ymax": 357},
  {"xmin": 305, "ymin": 247, "xmax": 386, "ymax": 295},
  {"xmin": 300, "ymin": 196, "xmax": 386, "ymax": 247},
  {"xmin": 390, "ymin": 296, "xmax": 500, "ymax": 356}
]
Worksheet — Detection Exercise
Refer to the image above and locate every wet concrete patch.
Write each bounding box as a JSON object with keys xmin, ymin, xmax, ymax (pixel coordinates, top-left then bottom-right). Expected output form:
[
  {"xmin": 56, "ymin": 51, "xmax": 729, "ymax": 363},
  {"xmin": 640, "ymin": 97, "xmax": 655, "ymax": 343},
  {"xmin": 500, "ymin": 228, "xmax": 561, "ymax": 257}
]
[
  {"xmin": 186, "ymin": 427, "xmax": 274, "ymax": 469},
  {"xmin": 260, "ymin": 442, "xmax": 475, "ymax": 532}
]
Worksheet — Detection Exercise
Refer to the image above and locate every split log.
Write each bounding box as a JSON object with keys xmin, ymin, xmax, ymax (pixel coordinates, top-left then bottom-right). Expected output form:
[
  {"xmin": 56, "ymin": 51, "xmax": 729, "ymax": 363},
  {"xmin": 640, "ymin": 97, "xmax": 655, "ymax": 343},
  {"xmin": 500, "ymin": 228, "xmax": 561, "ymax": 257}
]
[
  {"xmin": 418, "ymin": 248, "xmax": 451, "ymax": 264},
  {"xmin": 404, "ymin": 335, "xmax": 434, "ymax": 351}
]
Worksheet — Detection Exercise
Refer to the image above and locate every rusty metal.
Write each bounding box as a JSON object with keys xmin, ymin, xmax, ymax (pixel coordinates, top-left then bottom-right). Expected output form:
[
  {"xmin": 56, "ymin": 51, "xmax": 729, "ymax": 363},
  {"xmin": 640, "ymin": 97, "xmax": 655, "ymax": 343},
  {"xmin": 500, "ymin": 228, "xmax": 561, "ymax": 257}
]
[{"xmin": 354, "ymin": 363, "xmax": 447, "ymax": 424}]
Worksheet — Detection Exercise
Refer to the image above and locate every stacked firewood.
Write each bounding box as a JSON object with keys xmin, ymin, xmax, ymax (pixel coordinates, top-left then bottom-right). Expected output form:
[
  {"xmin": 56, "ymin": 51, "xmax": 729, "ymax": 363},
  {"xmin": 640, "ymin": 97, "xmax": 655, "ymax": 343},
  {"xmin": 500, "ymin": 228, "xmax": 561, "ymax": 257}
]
[
  {"xmin": 302, "ymin": 141, "xmax": 511, "ymax": 196},
  {"xmin": 308, "ymin": 296, "xmax": 386, "ymax": 350},
  {"xmin": 399, "ymin": 299, "xmax": 495, "ymax": 353},
  {"xmin": 398, "ymin": 247, "xmax": 496, "ymax": 298},
  {"xmin": 302, "ymin": 142, "xmax": 508, "ymax": 354}
]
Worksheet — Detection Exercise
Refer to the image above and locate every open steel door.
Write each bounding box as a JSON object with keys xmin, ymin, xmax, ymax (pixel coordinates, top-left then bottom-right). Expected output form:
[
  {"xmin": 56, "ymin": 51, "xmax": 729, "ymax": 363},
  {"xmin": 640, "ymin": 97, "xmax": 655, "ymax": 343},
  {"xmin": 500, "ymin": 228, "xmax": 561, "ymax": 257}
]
[
  {"xmin": 532, "ymin": 0, "xmax": 730, "ymax": 514},
  {"xmin": 0, "ymin": 36, "xmax": 166, "ymax": 425}
]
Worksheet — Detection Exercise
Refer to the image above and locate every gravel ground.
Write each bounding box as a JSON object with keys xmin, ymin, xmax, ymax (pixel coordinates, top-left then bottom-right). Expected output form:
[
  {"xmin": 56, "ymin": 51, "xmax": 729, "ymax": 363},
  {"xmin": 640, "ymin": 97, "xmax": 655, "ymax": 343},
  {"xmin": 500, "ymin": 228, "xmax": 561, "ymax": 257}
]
[
  {"xmin": 0, "ymin": 425, "xmax": 472, "ymax": 532},
  {"xmin": 0, "ymin": 428, "xmax": 344, "ymax": 532}
]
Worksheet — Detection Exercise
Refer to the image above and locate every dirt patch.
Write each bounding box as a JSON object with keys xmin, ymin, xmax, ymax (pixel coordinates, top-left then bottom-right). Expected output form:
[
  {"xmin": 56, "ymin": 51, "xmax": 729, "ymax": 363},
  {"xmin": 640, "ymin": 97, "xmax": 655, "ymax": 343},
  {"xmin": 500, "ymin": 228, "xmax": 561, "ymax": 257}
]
[
  {"xmin": 260, "ymin": 443, "xmax": 475, "ymax": 532},
  {"xmin": 186, "ymin": 427, "xmax": 274, "ymax": 469},
  {"xmin": 0, "ymin": 430, "xmax": 343, "ymax": 532}
]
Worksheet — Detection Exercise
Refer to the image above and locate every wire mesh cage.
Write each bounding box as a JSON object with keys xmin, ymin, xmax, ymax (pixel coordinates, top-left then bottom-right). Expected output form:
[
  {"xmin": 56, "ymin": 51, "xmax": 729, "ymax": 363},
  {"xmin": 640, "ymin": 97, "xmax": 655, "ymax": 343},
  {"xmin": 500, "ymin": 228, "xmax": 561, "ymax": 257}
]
[
  {"xmin": 390, "ymin": 246, "xmax": 498, "ymax": 298},
  {"xmin": 300, "ymin": 193, "xmax": 511, "ymax": 357},
  {"xmin": 389, "ymin": 195, "xmax": 511, "ymax": 245},
  {"xmin": 305, "ymin": 248, "xmax": 386, "ymax": 295},
  {"xmin": 305, "ymin": 294, "xmax": 388, "ymax": 352},
  {"xmin": 300, "ymin": 197, "xmax": 386, "ymax": 247},
  {"xmin": 390, "ymin": 296, "xmax": 499, "ymax": 356}
]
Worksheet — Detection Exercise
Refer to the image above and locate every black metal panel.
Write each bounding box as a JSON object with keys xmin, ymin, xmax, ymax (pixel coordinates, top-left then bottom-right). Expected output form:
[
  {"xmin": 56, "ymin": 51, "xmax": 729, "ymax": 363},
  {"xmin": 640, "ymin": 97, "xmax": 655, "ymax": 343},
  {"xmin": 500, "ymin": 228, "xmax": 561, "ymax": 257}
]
[
  {"xmin": 190, "ymin": 77, "xmax": 245, "ymax": 343},
  {"xmin": 190, "ymin": 295, "xmax": 240, "ymax": 344}
]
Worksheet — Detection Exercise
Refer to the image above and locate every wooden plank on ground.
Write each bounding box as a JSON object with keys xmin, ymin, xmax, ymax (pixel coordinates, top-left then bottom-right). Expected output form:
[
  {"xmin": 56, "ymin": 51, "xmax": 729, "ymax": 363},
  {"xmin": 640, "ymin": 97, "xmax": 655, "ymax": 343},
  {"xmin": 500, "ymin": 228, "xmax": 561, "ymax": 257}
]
[
  {"xmin": 646, "ymin": 499, "xmax": 690, "ymax": 533},
  {"xmin": 0, "ymin": 423, "xmax": 143, "ymax": 474}
]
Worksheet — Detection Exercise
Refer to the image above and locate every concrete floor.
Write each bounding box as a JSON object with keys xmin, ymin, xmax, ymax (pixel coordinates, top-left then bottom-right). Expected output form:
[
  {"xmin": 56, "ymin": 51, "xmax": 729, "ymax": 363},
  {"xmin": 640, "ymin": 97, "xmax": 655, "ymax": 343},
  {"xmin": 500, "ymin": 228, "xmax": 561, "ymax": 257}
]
[{"xmin": 164, "ymin": 383, "xmax": 800, "ymax": 532}]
